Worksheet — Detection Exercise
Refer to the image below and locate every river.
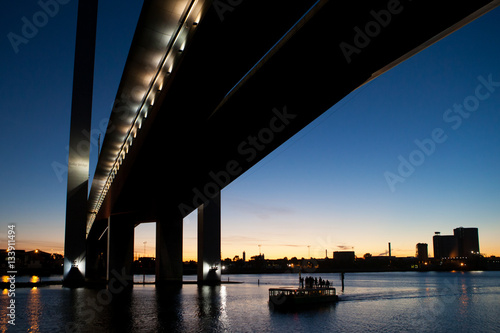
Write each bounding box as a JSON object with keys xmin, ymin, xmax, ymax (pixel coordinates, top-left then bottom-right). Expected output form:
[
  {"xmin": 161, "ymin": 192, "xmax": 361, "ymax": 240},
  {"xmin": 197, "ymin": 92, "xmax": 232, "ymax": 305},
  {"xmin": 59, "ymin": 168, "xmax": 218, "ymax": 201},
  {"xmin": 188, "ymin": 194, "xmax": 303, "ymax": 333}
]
[{"xmin": 1, "ymin": 271, "xmax": 499, "ymax": 332}]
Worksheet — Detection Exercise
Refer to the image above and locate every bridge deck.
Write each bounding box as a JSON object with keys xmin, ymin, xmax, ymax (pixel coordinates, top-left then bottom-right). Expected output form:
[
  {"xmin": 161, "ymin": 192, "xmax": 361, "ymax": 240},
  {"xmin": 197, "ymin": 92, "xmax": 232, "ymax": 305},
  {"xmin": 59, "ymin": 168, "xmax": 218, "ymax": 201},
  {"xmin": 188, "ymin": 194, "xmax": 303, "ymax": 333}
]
[{"xmin": 87, "ymin": 0, "xmax": 500, "ymax": 239}]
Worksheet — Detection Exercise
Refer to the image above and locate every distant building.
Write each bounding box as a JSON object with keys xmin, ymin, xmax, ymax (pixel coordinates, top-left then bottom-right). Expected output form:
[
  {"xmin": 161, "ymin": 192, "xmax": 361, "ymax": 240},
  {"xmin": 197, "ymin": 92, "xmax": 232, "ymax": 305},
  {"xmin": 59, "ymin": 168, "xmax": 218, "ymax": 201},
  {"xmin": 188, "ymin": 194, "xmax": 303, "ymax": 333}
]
[
  {"xmin": 251, "ymin": 254, "xmax": 264, "ymax": 261},
  {"xmin": 416, "ymin": 243, "xmax": 428, "ymax": 262},
  {"xmin": 454, "ymin": 227, "xmax": 480, "ymax": 257},
  {"xmin": 433, "ymin": 227, "xmax": 479, "ymax": 259},
  {"xmin": 333, "ymin": 251, "xmax": 355, "ymax": 264},
  {"xmin": 433, "ymin": 233, "xmax": 459, "ymax": 259},
  {"xmin": 136, "ymin": 257, "xmax": 155, "ymax": 272},
  {"xmin": 26, "ymin": 250, "xmax": 53, "ymax": 269},
  {"xmin": 243, "ymin": 251, "xmax": 246, "ymax": 262}
]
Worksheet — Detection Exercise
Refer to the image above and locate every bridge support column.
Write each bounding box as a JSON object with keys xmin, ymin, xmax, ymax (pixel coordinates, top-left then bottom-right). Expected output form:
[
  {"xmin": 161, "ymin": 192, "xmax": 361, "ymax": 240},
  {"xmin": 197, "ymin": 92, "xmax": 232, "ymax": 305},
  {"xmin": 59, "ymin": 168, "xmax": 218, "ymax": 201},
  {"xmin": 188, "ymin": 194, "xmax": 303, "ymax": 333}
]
[
  {"xmin": 107, "ymin": 215, "xmax": 134, "ymax": 286},
  {"xmin": 86, "ymin": 230, "xmax": 107, "ymax": 283},
  {"xmin": 156, "ymin": 213, "xmax": 183, "ymax": 285},
  {"xmin": 62, "ymin": 0, "xmax": 99, "ymax": 288},
  {"xmin": 197, "ymin": 193, "xmax": 221, "ymax": 285}
]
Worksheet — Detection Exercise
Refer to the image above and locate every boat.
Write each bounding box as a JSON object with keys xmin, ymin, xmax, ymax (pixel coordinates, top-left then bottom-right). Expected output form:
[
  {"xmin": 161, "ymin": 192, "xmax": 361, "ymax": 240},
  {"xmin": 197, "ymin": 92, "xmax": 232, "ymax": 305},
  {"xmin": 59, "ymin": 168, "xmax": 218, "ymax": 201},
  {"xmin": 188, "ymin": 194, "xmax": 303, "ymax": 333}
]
[{"xmin": 269, "ymin": 286, "xmax": 338, "ymax": 309}]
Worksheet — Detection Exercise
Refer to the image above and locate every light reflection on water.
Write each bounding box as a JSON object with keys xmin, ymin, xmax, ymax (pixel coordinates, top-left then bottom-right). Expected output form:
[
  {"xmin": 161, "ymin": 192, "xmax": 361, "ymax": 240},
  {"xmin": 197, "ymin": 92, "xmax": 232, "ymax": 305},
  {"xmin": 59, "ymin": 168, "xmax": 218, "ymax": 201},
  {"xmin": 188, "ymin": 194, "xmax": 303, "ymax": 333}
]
[
  {"xmin": 1, "ymin": 275, "xmax": 60, "ymax": 283},
  {"xmin": 0, "ymin": 271, "xmax": 499, "ymax": 332},
  {"xmin": 27, "ymin": 287, "xmax": 41, "ymax": 332},
  {"xmin": 0, "ymin": 288, "xmax": 10, "ymax": 329}
]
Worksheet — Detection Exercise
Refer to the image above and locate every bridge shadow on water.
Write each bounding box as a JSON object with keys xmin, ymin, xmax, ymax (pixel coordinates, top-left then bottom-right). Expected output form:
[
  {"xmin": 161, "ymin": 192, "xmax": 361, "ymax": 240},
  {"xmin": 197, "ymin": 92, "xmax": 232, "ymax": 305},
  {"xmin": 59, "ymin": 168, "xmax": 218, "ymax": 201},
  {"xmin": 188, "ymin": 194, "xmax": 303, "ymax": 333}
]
[
  {"xmin": 59, "ymin": 284, "xmax": 231, "ymax": 332},
  {"xmin": 8, "ymin": 279, "xmax": 340, "ymax": 332}
]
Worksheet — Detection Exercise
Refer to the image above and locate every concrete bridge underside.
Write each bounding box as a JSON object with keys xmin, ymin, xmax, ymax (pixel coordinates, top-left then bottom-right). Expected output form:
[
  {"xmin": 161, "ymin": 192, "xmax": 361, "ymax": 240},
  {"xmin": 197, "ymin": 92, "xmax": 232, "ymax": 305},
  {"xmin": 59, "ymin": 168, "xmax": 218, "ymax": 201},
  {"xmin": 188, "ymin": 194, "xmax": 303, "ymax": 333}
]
[{"xmin": 70, "ymin": 0, "xmax": 500, "ymax": 285}]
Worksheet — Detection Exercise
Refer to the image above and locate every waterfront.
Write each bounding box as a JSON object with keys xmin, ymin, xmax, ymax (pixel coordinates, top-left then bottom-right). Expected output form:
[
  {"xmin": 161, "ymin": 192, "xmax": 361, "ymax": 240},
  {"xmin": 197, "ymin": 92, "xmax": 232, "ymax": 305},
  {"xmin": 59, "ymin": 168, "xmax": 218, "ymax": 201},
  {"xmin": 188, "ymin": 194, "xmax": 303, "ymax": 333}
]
[{"xmin": 1, "ymin": 271, "xmax": 499, "ymax": 332}]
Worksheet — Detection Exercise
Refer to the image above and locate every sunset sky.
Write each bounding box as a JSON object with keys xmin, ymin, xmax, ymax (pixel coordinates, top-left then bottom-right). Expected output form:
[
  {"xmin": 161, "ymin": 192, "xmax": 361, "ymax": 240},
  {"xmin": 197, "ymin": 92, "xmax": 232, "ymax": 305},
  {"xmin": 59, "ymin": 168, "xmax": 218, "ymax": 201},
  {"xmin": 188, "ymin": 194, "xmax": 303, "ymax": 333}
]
[{"xmin": 1, "ymin": 2, "xmax": 499, "ymax": 262}]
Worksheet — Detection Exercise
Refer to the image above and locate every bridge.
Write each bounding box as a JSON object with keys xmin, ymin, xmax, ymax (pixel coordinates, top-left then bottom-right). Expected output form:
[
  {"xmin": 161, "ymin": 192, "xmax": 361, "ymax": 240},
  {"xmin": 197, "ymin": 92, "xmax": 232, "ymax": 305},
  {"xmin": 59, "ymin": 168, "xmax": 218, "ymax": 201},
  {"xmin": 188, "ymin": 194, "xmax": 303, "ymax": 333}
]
[{"xmin": 63, "ymin": 0, "xmax": 500, "ymax": 286}]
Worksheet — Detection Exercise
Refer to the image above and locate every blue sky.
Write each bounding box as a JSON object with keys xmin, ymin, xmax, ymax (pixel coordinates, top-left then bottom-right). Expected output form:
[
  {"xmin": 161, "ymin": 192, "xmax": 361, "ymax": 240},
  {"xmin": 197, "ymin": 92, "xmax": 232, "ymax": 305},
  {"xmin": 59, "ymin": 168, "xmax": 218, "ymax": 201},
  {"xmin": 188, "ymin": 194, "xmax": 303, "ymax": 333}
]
[
  {"xmin": 0, "ymin": 0, "xmax": 143, "ymax": 253},
  {"xmin": 1, "ymin": 1, "xmax": 499, "ymax": 260}
]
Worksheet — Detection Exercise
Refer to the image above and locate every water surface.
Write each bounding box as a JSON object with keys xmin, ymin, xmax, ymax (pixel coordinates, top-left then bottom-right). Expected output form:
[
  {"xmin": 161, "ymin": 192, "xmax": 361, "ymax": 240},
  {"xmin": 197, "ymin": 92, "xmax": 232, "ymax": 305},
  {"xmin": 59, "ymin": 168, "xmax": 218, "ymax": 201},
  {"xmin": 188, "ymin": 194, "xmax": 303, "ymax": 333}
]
[{"xmin": 1, "ymin": 271, "xmax": 499, "ymax": 332}]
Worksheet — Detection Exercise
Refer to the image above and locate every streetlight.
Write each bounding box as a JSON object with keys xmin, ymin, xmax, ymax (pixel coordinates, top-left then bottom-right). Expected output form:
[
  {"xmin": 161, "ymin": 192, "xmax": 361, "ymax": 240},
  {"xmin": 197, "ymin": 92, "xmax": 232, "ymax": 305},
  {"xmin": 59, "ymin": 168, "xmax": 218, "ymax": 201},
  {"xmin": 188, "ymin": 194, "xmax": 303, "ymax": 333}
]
[{"xmin": 142, "ymin": 241, "xmax": 147, "ymax": 284}]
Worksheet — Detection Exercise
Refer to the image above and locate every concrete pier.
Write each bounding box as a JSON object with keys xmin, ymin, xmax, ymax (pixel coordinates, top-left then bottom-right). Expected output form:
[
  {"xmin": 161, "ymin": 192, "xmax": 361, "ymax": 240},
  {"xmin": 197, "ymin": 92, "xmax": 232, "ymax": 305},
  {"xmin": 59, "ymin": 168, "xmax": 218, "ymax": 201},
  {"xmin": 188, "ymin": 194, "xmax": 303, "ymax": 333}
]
[
  {"xmin": 197, "ymin": 193, "xmax": 221, "ymax": 285},
  {"xmin": 156, "ymin": 213, "xmax": 183, "ymax": 285},
  {"xmin": 107, "ymin": 215, "xmax": 134, "ymax": 285},
  {"xmin": 86, "ymin": 228, "xmax": 108, "ymax": 283}
]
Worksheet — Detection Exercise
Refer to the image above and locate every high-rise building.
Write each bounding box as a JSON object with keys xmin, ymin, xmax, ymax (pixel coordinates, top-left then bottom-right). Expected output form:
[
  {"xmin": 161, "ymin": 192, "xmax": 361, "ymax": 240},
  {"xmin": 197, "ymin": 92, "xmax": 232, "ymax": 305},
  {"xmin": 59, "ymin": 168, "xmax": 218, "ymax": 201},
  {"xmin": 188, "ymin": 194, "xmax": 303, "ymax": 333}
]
[
  {"xmin": 433, "ymin": 227, "xmax": 479, "ymax": 259},
  {"xmin": 454, "ymin": 227, "xmax": 480, "ymax": 257},
  {"xmin": 433, "ymin": 233, "xmax": 459, "ymax": 259},
  {"xmin": 416, "ymin": 243, "xmax": 428, "ymax": 262}
]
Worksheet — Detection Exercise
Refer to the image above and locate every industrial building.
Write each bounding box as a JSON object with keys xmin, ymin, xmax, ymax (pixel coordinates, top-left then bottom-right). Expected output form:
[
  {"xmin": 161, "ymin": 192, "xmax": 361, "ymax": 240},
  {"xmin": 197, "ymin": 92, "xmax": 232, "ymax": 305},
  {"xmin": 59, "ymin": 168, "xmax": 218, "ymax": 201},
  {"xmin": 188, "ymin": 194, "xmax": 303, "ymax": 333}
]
[
  {"xmin": 433, "ymin": 227, "xmax": 479, "ymax": 259},
  {"xmin": 333, "ymin": 251, "xmax": 356, "ymax": 264},
  {"xmin": 454, "ymin": 227, "xmax": 480, "ymax": 257},
  {"xmin": 416, "ymin": 243, "xmax": 429, "ymax": 262}
]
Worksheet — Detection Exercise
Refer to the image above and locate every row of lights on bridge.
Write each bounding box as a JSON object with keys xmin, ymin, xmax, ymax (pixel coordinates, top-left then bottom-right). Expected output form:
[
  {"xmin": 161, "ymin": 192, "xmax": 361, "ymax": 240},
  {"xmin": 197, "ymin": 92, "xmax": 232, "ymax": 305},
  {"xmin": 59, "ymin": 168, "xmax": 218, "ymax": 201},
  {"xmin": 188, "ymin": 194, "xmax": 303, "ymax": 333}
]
[{"xmin": 88, "ymin": 1, "xmax": 203, "ymax": 231}]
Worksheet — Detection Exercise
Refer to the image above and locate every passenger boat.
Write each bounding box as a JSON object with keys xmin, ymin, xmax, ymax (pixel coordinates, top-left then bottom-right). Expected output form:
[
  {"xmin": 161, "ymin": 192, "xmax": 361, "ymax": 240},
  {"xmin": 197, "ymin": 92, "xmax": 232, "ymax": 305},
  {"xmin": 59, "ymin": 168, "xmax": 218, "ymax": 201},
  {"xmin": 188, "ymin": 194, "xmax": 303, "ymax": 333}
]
[{"xmin": 269, "ymin": 287, "xmax": 338, "ymax": 309}]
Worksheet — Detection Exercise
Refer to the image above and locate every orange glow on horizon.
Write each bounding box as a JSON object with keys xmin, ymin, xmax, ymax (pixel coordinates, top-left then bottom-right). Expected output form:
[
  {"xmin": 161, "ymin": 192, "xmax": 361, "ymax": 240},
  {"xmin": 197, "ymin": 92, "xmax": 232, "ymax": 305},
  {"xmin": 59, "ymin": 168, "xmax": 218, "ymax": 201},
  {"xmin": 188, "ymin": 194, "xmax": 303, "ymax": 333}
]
[{"xmin": 17, "ymin": 238, "xmax": 500, "ymax": 262}]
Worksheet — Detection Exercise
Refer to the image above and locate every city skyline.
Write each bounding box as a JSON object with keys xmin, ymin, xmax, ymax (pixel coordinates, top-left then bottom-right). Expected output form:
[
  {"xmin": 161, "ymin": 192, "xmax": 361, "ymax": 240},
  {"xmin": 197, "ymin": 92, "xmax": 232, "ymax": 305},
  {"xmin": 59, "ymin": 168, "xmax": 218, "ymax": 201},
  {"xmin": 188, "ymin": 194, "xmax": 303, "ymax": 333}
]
[
  {"xmin": 6, "ymin": 223, "xmax": 486, "ymax": 262},
  {"xmin": 1, "ymin": 2, "xmax": 500, "ymax": 262},
  {"xmin": 133, "ymin": 223, "xmax": 490, "ymax": 261}
]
